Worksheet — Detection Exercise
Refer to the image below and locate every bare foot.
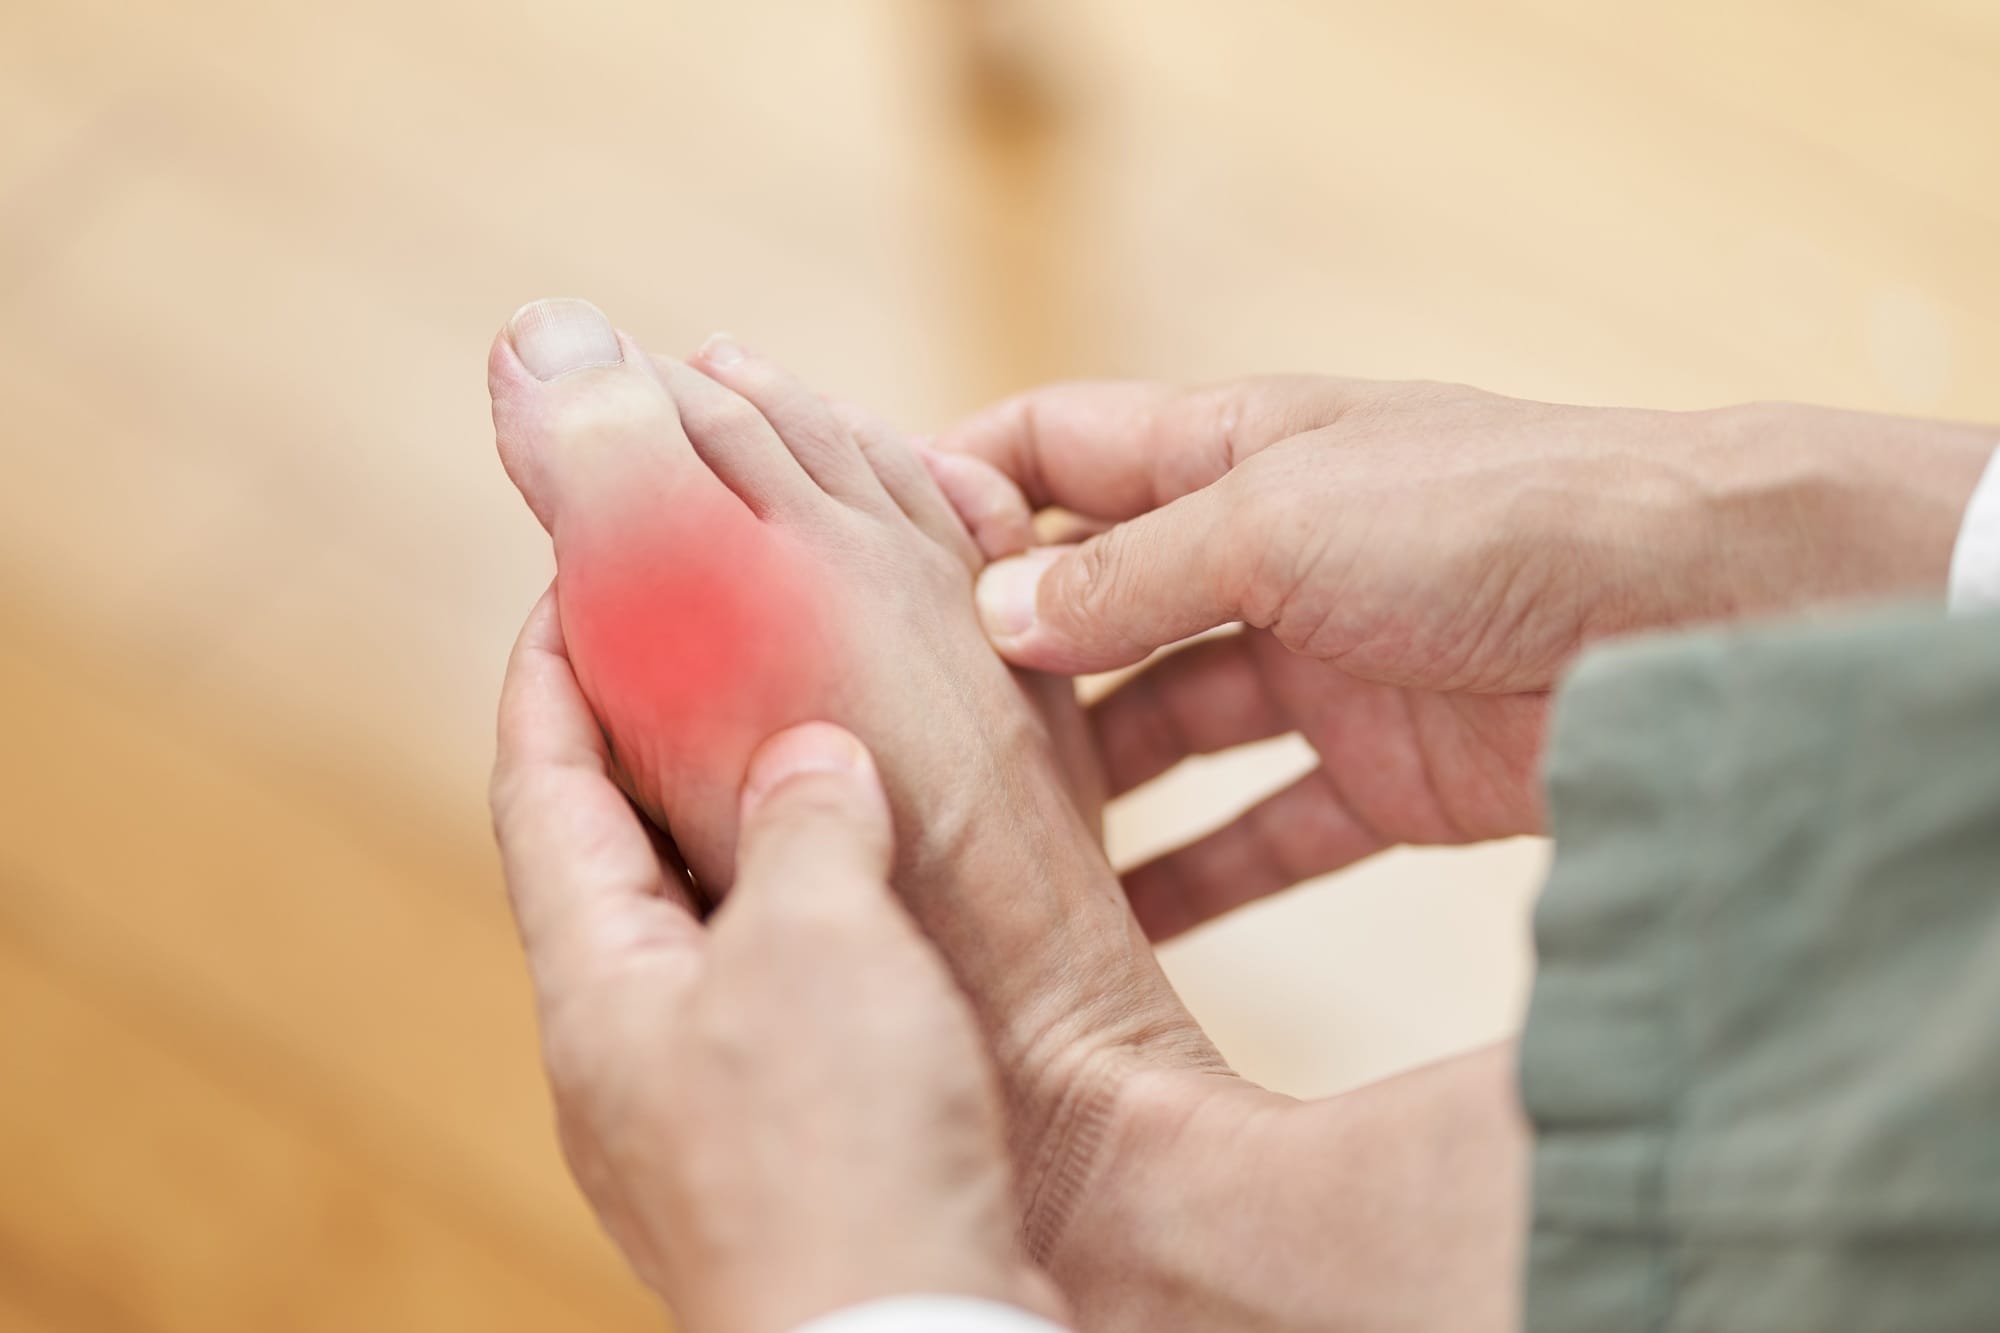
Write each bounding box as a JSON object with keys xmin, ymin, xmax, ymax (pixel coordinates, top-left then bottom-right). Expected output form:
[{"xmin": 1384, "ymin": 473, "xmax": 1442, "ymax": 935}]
[{"xmin": 488, "ymin": 300, "xmax": 1220, "ymax": 1256}]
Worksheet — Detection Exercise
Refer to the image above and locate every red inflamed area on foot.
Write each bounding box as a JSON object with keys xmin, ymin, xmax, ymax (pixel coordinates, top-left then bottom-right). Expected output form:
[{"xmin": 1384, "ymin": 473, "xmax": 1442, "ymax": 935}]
[{"xmin": 557, "ymin": 486, "xmax": 832, "ymax": 775}]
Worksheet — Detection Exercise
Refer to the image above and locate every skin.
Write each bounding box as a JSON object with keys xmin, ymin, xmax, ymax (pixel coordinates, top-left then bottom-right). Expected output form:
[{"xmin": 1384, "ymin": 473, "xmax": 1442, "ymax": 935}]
[
  {"xmin": 941, "ymin": 379, "xmax": 1995, "ymax": 937},
  {"xmin": 490, "ymin": 305, "xmax": 1532, "ymax": 1332},
  {"xmin": 920, "ymin": 376, "xmax": 1993, "ymax": 1328},
  {"xmin": 489, "ymin": 302, "xmax": 1224, "ymax": 1302},
  {"xmin": 494, "ymin": 324, "xmax": 1987, "ymax": 1330},
  {"xmin": 493, "ymin": 589, "xmax": 1528, "ymax": 1333},
  {"xmin": 489, "ymin": 648, "xmax": 1063, "ymax": 1330}
]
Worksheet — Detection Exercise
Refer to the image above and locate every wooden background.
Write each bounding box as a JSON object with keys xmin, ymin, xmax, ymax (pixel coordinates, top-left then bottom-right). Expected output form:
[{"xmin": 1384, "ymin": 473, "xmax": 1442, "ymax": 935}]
[{"xmin": 3, "ymin": 1, "xmax": 1995, "ymax": 1328}]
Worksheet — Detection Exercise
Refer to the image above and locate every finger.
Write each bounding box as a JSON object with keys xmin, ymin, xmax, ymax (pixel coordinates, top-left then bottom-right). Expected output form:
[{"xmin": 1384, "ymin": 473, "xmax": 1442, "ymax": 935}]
[
  {"xmin": 918, "ymin": 446, "xmax": 1034, "ymax": 561},
  {"xmin": 938, "ymin": 377, "xmax": 1355, "ymax": 518},
  {"xmin": 1122, "ymin": 770, "xmax": 1388, "ymax": 941},
  {"xmin": 492, "ymin": 592, "xmax": 704, "ymax": 992},
  {"xmin": 972, "ymin": 475, "xmax": 1264, "ymax": 673},
  {"xmin": 1034, "ymin": 509, "xmax": 1112, "ymax": 548},
  {"xmin": 725, "ymin": 722, "xmax": 896, "ymax": 921},
  {"xmin": 1088, "ymin": 633, "xmax": 1290, "ymax": 795}
]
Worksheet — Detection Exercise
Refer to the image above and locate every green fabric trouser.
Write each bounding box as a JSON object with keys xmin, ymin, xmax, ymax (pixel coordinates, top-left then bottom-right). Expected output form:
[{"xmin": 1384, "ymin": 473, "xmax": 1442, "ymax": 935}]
[{"xmin": 1521, "ymin": 604, "xmax": 2000, "ymax": 1332}]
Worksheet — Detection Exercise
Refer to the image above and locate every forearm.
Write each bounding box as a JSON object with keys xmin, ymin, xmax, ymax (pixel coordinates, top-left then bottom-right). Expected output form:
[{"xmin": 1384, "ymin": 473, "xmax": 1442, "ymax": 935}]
[{"xmin": 1053, "ymin": 1045, "xmax": 1528, "ymax": 1333}]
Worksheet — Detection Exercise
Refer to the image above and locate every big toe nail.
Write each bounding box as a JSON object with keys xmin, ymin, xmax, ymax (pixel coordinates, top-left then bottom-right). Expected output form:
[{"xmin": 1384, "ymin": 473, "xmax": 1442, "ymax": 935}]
[{"xmin": 508, "ymin": 298, "xmax": 623, "ymax": 379}]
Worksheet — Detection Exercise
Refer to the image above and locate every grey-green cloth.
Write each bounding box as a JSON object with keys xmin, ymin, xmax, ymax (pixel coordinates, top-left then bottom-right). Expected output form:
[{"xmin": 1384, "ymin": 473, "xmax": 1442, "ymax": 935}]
[{"xmin": 1521, "ymin": 604, "xmax": 2000, "ymax": 1332}]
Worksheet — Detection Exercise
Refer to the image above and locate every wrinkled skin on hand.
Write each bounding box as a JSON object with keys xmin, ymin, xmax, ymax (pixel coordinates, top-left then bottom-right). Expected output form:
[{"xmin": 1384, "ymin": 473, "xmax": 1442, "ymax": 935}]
[{"xmin": 943, "ymin": 379, "xmax": 1995, "ymax": 934}]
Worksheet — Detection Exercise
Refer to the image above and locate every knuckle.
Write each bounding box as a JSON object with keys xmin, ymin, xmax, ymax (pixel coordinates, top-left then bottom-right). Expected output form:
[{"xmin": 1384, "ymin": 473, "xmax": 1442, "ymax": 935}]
[
  {"xmin": 487, "ymin": 756, "xmax": 538, "ymax": 813},
  {"xmin": 1219, "ymin": 460, "xmax": 1279, "ymax": 529},
  {"xmin": 487, "ymin": 765, "xmax": 557, "ymax": 844},
  {"xmin": 1218, "ymin": 465, "xmax": 1307, "ymax": 626},
  {"xmin": 539, "ymin": 1018, "xmax": 603, "ymax": 1105},
  {"xmin": 486, "ymin": 765, "xmax": 517, "ymax": 828},
  {"xmin": 1060, "ymin": 532, "xmax": 1140, "ymax": 633},
  {"xmin": 486, "ymin": 765, "xmax": 533, "ymax": 847},
  {"xmin": 545, "ymin": 374, "xmax": 669, "ymax": 444},
  {"xmin": 680, "ymin": 385, "xmax": 768, "ymax": 442}
]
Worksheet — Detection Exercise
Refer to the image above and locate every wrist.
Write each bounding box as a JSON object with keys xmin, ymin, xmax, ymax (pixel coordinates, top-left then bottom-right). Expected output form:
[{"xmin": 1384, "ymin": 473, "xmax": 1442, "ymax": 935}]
[
  {"xmin": 1042, "ymin": 1051, "xmax": 1527, "ymax": 1333},
  {"xmin": 1687, "ymin": 402, "xmax": 1994, "ymax": 615},
  {"xmin": 903, "ymin": 693, "xmax": 1229, "ymax": 1233},
  {"xmin": 989, "ymin": 970, "xmax": 1231, "ymax": 1268},
  {"xmin": 1034, "ymin": 1064, "xmax": 1304, "ymax": 1329}
]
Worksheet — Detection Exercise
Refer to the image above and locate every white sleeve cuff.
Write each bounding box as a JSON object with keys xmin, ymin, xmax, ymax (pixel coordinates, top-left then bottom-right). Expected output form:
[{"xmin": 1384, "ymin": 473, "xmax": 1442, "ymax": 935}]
[
  {"xmin": 788, "ymin": 1295, "xmax": 1071, "ymax": 1333},
  {"xmin": 1948, "ymin": 444, "xmax": 2000, "ymax": 616}
]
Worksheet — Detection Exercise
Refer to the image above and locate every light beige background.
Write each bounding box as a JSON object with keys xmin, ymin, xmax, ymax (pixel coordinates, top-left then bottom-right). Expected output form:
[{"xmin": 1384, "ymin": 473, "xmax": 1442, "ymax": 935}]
[{"xmin": 3, "ymin": 1, "xmax": 1995, "ymax": 1328}]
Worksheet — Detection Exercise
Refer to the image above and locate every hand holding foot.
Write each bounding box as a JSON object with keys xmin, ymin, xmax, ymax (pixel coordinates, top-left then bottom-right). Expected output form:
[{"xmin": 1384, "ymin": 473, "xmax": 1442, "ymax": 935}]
[
  {"xmin": 940, "ymin": 378, "xmax": 1997, "ymax": 935},
  {"xmin": 490, "ymin": 625, "xmax": 1063, "ymax": 1331},
  {"xmin": 489, "ymin": 301, "xmax": 1221, "ymax": 1267},
  {"xmin": 490, "ymin": 308, "xmax": 1531, "ymax": 1333}
]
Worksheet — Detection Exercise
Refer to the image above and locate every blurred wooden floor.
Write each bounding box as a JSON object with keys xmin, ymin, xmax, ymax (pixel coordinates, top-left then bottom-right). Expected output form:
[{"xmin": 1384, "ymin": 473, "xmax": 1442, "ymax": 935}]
[{"xmin": 3, "ymin": 1, "xmax": 1997, "ymax": 1329}]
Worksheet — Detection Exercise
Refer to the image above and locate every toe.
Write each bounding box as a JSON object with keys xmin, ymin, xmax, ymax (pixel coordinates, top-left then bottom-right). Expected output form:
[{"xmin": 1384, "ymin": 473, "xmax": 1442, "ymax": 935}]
[
  {"xmin": 490, "ymin": 298, "xmax": 704, "ymax": 533},
  {"xmin": 649, "ymin": 355, "xmax": 829, "ymax": 520},
  {"xmin": 921, "ymin": 448, "xmax": 1035, "ymax": 561},
  {"xmin": 691, "ymin": 335, "xmax": 894, "ymax": 511},
  {"xmin": 829, "ymin": 399, "xmax": 982, "ymax": 568}
]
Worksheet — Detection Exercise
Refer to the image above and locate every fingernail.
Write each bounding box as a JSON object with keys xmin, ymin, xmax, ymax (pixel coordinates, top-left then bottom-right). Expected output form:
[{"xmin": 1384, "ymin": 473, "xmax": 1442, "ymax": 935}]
[
  {"xmin": 975, "ymin": 547, "xmax": 1064, "ymax": 639},
  {"xmin": 699, "ymin": 332, "xmax": 746, "ymax": 368},
  {"xmin": 507, "ymin": 298, "xmax": 623, "ymax": 380},
  {"xmin": 740, "ymin": 722, "xmax": 875, "ymax": 817}
]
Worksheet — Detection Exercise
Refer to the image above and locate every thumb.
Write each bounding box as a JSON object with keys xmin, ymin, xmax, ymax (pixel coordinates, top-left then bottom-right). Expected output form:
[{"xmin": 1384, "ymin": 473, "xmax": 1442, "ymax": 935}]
[
  {"xmin": 730, "ymin": 722, "xmax": 896, "ymax": 917},
  {"xmin": 974, "ymin": 479, "xmax": 1254, "ymax": 673}
]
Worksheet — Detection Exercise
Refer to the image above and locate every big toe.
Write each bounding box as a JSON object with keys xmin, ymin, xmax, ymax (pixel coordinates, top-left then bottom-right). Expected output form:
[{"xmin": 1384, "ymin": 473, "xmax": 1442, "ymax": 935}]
[
  {"xmin": 487, "ymin": 297, "xmax": 697, "ymax": 532},
  {"xmin": 486, "ymin": 299, "xmax": 831, "ymax": 892}
]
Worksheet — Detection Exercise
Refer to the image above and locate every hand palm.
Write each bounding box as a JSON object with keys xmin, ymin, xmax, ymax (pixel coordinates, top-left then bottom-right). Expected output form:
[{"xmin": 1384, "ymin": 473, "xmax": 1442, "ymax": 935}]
[{"xmin": 1108, "ymin": 627, "xmax": 1546, "ymax": 939}]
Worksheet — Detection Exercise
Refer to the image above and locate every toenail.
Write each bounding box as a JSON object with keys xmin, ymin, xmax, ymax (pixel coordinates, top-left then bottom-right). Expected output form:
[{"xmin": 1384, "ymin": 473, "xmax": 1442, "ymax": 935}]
[
  {"xmin": 977, "ymin": 549, "xmax": 1061, "ymax": 639},
  {"xmin": 699, "ymin": 332, "xmax": 746, "ymax": 368},
  {"xmin": 508, "ymin": 298, "xmax": 623, "ymax": 380}
]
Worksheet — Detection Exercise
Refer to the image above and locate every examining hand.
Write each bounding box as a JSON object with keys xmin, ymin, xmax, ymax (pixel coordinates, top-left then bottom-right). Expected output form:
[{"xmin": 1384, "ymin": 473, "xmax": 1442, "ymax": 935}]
[
  {"xmin": 489, "ymin": 432, "xmax": 1529, "ymax": 1333},
  {"xmin": 942, "ymin": 379, "xmax": 1994, "ymax": 935},
  {"xmin": 490, "ymin": 595, "xmax": 1063, "ymax": 1333}
]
